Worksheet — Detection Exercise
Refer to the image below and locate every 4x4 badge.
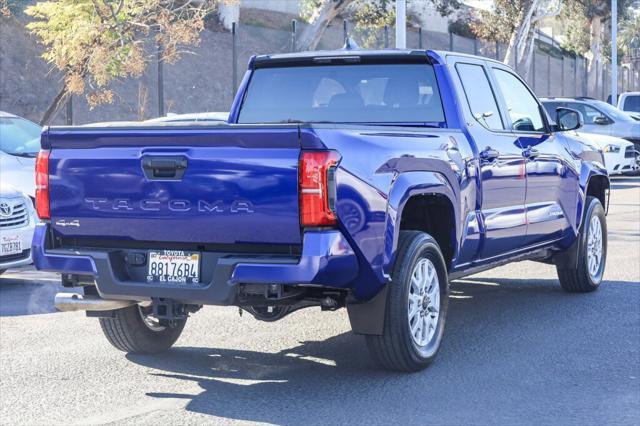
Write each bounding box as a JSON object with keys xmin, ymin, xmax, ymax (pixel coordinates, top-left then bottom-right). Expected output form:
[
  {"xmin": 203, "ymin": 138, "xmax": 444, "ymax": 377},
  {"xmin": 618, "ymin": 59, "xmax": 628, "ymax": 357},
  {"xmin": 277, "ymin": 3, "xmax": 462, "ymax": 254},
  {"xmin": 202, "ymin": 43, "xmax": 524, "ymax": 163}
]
[{"xmin": 55, "ymin": 219, "xmax": 80, "ymax": 227}]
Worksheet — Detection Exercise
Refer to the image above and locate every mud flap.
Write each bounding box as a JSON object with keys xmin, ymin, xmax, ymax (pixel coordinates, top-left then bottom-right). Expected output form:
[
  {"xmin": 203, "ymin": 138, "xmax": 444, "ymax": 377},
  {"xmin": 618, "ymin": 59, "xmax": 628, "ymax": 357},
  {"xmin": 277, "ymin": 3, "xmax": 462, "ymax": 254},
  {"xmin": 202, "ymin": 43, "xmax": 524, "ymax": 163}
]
[
  {"xmin": 346, "ymin": 285, "xmax": 388, "ymax": 335},
  {"xmin": 553, "ymin": 239, "xmax": 579, "ymax": 271}
]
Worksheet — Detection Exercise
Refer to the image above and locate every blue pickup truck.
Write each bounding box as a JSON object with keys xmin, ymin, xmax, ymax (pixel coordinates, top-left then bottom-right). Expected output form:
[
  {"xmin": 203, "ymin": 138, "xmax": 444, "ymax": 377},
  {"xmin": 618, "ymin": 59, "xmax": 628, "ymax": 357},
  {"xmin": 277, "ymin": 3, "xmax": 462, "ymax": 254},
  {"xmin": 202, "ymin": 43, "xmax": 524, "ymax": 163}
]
[{"xmin": 33, "ymin": 49, "xmax": 609, "ymax": 371}]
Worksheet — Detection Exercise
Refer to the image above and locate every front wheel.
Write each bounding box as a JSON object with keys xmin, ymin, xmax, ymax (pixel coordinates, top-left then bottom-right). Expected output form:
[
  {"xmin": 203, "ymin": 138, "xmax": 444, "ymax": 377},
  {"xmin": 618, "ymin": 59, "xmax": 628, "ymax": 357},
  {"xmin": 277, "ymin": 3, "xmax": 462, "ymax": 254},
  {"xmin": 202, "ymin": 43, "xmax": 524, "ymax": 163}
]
[
  {"xmin": 366, "ymin": 231, "xmax": 449, "ymax": 372},
  {"xmin": 99, "ymin": 304, "xmax": 186, "ymax": 354},
  {"xmin": 556, "ymin": 196, "xmax": 607, "ymax": 292}
]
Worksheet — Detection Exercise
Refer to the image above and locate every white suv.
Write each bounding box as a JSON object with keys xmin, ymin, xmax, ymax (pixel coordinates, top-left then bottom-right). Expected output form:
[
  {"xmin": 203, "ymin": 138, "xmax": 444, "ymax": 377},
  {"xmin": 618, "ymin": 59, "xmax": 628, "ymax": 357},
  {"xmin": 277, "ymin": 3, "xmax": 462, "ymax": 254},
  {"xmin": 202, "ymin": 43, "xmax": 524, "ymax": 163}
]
[
  {"xmin": 0, "ymin": 184, "xmax": 36, "ymax": 274},
  {"xmin": 618, "ymin": 92, "xmax": 640, "ymax": 117}
]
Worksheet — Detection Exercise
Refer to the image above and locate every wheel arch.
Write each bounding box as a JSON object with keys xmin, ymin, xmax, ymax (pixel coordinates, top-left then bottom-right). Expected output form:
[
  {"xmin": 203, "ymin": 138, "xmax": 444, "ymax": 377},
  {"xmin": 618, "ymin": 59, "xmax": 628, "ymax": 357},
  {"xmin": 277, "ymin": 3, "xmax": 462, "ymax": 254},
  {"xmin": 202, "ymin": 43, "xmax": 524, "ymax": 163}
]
[
  {"xmin": 578, "ymin": 165, "xmax": 610, "ymax": 230},
  {"xmin": 348, "ymin": 170, "xmax": 460, "ymax": 337},
  {"xmin": 585, "ymin": 174, "xmax": 609, "ymax": 209},
  {"xmin": 384, "ymin": 171, "xmax": 460, "ymax": 277}
]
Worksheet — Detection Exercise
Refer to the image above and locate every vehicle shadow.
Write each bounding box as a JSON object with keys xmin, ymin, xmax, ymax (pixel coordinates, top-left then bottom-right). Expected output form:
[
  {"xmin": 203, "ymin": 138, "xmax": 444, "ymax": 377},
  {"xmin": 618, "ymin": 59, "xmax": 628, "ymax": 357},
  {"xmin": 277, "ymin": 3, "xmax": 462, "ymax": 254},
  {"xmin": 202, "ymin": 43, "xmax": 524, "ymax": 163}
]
[{"xmin": 127, "ymin": 277, "xmax": 640, "ymax": 425}]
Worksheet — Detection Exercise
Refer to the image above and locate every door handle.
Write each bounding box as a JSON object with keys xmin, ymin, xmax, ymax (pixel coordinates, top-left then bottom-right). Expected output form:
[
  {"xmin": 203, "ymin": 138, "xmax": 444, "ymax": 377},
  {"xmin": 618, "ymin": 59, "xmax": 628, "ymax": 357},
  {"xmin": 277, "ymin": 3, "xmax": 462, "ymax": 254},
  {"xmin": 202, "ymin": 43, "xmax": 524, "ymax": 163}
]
[
  {"xmin": 523, "ymin": 148, "xmax": 540, "ymax": 159},
  {"xmin": 142, "ymin": 156, "xmax": 188, "ymax": 180},
  {"xmin": 480, "ymin": 147, "xmax": 500, "ymax": 161}
]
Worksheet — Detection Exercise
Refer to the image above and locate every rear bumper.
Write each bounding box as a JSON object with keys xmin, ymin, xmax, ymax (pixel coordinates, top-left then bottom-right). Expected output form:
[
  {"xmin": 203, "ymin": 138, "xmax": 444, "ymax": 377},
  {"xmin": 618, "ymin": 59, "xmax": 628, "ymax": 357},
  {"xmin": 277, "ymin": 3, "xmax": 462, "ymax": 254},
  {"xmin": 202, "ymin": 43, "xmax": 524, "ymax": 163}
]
[{"xmin": 32, "ymin": 224, "xmax": 359, "ymax": 305}]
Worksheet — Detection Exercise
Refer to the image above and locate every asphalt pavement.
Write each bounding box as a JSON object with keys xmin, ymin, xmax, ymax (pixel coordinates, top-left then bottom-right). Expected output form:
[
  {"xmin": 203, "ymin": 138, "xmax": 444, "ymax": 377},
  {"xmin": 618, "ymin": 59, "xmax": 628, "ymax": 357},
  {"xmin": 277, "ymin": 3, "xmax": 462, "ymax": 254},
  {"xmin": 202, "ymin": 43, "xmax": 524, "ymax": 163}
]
[{"xmin": 1, "ymin": 177, "xmax": 638, "ymax": 425}]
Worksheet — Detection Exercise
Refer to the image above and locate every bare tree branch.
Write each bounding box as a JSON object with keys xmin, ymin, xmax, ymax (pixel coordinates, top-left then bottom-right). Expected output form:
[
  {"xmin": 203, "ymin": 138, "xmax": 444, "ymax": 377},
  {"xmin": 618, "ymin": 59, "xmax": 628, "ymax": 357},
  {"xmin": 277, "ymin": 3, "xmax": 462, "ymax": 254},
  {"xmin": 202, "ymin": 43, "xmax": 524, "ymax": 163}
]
[{"xmin": 298, "ymin": 0, "xmax": 356, "ymax": 51}]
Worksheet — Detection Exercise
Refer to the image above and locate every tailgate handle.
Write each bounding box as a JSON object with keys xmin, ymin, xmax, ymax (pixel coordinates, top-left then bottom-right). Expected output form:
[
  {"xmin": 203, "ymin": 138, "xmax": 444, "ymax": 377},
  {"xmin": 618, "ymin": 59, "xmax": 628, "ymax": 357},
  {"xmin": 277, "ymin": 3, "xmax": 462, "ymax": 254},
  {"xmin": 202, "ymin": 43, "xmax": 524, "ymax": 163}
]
[{"xmin": 142, "ymin": 156, "xmax": 188, "ymax": 180}]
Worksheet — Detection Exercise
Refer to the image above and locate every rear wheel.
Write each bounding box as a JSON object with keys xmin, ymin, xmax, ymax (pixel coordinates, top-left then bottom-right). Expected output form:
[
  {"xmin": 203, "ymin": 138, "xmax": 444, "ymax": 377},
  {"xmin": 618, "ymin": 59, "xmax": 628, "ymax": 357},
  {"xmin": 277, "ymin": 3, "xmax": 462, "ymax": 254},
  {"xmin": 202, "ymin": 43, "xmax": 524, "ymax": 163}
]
[
  {"xmin": 366, "ymin": 231, "xmax": 449, "ymax": 372},
  {"xmin": 556, "ymin": 196, "xmax": 607, "ymax": 292},
  {"xmin": 99, "ymin": 304, "xmax": 186, "ymax": 354}
]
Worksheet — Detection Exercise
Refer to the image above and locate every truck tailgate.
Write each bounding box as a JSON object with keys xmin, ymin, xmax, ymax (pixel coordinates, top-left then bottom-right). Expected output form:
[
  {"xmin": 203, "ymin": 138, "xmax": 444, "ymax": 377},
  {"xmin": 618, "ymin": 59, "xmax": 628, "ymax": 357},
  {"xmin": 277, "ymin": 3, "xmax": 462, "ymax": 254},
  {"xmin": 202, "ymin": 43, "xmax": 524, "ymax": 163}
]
[{"xmin": 45, "ymin": 126, "xmax": 301, "ymax": 245}]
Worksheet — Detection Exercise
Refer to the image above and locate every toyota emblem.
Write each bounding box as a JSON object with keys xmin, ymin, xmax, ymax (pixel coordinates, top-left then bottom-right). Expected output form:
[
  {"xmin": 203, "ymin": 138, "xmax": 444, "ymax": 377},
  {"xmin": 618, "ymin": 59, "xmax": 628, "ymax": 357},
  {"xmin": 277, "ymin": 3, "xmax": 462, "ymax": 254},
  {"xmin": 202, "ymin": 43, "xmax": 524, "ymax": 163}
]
[{"xmin": 0, "ymin": 202, "xmax": 13, "ymax": 217}]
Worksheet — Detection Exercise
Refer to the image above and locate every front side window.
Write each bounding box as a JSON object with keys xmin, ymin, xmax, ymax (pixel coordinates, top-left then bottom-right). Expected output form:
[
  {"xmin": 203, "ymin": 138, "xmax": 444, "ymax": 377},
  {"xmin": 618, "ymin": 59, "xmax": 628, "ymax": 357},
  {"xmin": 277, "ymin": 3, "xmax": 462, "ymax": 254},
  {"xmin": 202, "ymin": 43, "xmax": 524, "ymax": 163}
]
[
  {"xmin": 237, "ymin": 63, "xmax": 445, "ymax": 124},
  {"xmin": 567, "ymin": 103, "xmax": 609, "ymax": 125},
  {"xmin": 493, "ymin": 69, "xmax": 546, "ymax": 132},
  {"xmin": 455, "ymin": 63, "xmax": 504, "ymax": 130}
]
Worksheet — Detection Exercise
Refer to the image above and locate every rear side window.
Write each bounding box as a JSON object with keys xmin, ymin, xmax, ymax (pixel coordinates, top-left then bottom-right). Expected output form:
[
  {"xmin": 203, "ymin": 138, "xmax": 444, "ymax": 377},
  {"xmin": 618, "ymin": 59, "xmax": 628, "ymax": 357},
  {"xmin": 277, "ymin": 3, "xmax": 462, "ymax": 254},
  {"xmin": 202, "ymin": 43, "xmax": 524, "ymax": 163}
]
[
  {"xmin": 493, "ymin": 69, "xmax": 546, "ymax": 132},
  {"xmin": 455, "ymin": 63, "xmax": 504, "ymax": 130},
  {"xmin": 622, "ymin": 95, "xmax": 640, "ymax": 113},
  {"xmin": 237, "ymin": 64, "xmax": 445, "ymax": 124}
]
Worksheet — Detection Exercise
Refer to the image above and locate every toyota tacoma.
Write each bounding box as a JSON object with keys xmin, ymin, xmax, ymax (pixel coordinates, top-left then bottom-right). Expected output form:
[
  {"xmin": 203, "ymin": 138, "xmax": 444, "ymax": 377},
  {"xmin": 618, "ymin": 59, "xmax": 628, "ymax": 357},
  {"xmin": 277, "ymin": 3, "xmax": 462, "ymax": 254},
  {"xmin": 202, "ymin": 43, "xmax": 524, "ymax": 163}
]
[{"xmin": 33, "ymin": 49, "xmax": 609, "ymax": 371}]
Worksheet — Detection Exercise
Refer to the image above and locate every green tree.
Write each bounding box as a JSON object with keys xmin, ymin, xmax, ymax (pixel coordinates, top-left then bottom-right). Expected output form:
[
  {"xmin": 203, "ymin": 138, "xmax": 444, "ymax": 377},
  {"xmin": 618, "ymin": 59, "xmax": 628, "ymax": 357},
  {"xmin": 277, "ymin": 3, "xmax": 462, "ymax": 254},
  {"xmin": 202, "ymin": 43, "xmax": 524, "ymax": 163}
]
[
  {"xmin": 559, "ymin": 0, "xmax": 591, "ymax": 54},
  {"xmin": 558, "ymin": 1, "xmax": 631, "ymax": 92},
  {"xmin": 26, "ymin": 0, "xmax": 227, "ymax": 125},
  {"xmin": 351, "ymin": 0, "xmax": 395, "ymax": 48},
  {"xmin": 472, "ymin": 0, "xmax": 564, "ymax": 79},
  {"xmin": 298, "ymin": 0, "xmax": 460, "ymax": 51},
  {"xmin": 298, "ymin": 0, "xmax": 356, "ymax": 50},
  {"xmin": 619, "ymin": 12, "xmax": 640, "ymax": 53}
]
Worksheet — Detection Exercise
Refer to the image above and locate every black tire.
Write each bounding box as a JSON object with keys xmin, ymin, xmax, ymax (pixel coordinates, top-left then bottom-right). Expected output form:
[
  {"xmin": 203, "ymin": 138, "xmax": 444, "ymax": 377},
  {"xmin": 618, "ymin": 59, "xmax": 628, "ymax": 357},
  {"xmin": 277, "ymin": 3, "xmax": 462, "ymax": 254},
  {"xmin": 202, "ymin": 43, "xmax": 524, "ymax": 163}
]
[
  {"xmin": 365, "ymin": 231, "xmax": 449, "ymax": 372},
  {"xmin": 99, "ymin": 305, "xmax": 186, "ymax": 354},
  {"xmin": 556, "ymin": 196, "xmax": 607, "ymax": 293}
]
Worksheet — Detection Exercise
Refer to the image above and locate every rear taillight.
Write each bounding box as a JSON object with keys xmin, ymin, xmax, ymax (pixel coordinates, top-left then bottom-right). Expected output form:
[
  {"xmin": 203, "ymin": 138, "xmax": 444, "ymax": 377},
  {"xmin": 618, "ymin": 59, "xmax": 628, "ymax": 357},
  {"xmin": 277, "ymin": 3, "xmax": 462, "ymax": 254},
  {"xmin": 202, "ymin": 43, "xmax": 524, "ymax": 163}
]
[
  {"xmin": 299, "ymin": 150, "xmax": 340, "ymax": 227},
  {"xmin": 35, "ymin": 150, "xmax": 50, "ymax": 220}
]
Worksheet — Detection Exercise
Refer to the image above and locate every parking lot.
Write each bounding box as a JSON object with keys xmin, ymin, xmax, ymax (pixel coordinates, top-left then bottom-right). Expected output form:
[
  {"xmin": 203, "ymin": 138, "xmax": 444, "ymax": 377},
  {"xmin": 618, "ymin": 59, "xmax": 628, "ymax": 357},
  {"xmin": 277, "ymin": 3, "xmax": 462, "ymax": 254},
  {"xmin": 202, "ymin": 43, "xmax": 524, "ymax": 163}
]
[{"xmin": 0, "ymin": 177, "xmax": 638, "ymax": 425}]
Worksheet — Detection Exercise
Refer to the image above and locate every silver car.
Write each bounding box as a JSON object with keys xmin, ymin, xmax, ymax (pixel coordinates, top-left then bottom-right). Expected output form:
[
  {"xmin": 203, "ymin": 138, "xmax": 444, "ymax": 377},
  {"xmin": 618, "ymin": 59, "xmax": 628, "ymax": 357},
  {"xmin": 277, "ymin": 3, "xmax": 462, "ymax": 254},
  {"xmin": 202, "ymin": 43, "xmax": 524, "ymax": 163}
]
[
  {"xmin": 0, "ymin": 184, "xmax": 37, "ymax": 274},
  {"xmin": 0, "ymin": 111, "xmax": 41, "ymax": 198},
  {"xmin": 541, "ymin": 97, "xmax": 640, "ymax": 151},
  {"xmin": 145, "ymin": 111, "xmax": 229, "ymax": 124}
]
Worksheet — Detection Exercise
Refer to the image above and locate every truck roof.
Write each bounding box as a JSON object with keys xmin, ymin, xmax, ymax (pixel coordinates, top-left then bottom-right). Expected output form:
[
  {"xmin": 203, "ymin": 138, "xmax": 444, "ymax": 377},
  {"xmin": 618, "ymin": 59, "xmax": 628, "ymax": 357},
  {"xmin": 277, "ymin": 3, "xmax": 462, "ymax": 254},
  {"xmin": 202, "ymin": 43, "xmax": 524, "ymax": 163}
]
[
  {"xmin": 252, "ymin": 48, "xmax": 430, "ymax": 68},
  {"xmin": 250, "ymin": 48, "xmax": 504, "ymax": 68},
  {"xmin": 539, "ymin": 97, "xmax": 599, "ymax": 102}
]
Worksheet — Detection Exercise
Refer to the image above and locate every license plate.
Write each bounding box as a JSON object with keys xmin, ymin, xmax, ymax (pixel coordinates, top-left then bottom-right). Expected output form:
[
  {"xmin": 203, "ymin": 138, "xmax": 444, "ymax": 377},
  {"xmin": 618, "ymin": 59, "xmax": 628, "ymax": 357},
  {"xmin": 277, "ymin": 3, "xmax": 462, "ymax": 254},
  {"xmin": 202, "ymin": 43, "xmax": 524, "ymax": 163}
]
[
  {"xmin": 0, "ymin": 235, "xmax": 22, "ymax": 257},
  {"xmin": 147, "ymin": 250, "xmax": 200, "ymax": 284}
]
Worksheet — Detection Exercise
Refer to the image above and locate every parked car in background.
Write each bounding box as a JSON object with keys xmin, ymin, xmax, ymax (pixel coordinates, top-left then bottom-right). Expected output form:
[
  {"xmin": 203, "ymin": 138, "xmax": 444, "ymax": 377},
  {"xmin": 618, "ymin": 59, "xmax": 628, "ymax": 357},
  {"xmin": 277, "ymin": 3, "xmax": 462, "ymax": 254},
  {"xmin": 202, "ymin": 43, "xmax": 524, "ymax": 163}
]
[
  {"xmin": 541, "ymin": 104, "xmax": 639, "ymax": 175},
  {"xmin": 82, "ymin": 121, "xmax": 142, "ymax": 127},
  {"xmin": 83, "ymin": 113, "xmax": 229, "ymax": 128},
  {"xmin": 0, "ymin": 184, "xmax": 36, "ymax": 274},
  {"xmin": 146, "ymin": 112, "xmax": 228, "ymax": 124},
  {"xmin": 577, "ymin": 133, "xmax": 639, "ymax": 175},
  {"xmin": 617, "ymin": 92, "xmax": 640, "ymax": 116},
  {"xmin": 0, "ymin": 112, "xmax": 41, "ymax": 198},
  {"xmin": 541, "ymin": 97, "xmax": 640, "ymax": 152}
]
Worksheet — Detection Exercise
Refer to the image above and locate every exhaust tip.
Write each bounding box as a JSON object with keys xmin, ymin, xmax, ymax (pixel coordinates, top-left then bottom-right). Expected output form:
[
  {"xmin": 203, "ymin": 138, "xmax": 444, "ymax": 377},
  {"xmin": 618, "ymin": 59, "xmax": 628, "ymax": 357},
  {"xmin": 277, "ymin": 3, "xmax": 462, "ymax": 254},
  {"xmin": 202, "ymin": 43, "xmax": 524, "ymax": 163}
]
[{"xmin": 54, "ymin": 292, "xmax": 136, "ymax": 312}]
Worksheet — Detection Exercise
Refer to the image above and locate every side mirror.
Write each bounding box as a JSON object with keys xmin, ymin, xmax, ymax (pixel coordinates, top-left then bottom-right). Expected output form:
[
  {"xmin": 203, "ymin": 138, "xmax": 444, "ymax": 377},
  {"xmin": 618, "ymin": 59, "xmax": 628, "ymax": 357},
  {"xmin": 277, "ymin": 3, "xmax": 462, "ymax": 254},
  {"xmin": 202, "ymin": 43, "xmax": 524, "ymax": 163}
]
[
  {"xmin": 593, "ymin": 115, "xmax": 610, "ymax": 125},
  {"xmin": 556, "ymin": 107, "xmax": 583, "ymax": 131}
]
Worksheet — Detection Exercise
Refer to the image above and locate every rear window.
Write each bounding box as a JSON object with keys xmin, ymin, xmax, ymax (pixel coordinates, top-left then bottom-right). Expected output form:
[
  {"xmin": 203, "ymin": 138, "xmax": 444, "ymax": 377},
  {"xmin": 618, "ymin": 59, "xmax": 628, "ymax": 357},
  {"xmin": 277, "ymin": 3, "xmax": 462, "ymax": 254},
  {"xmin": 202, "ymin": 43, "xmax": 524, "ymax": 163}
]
[
  {"xmin": 237, "ymin": 64, "xmax": 445, "ymax": 124},
  {"xmin": 622, "ymin": 95, "xmax": 640, "ymax": 113}
]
